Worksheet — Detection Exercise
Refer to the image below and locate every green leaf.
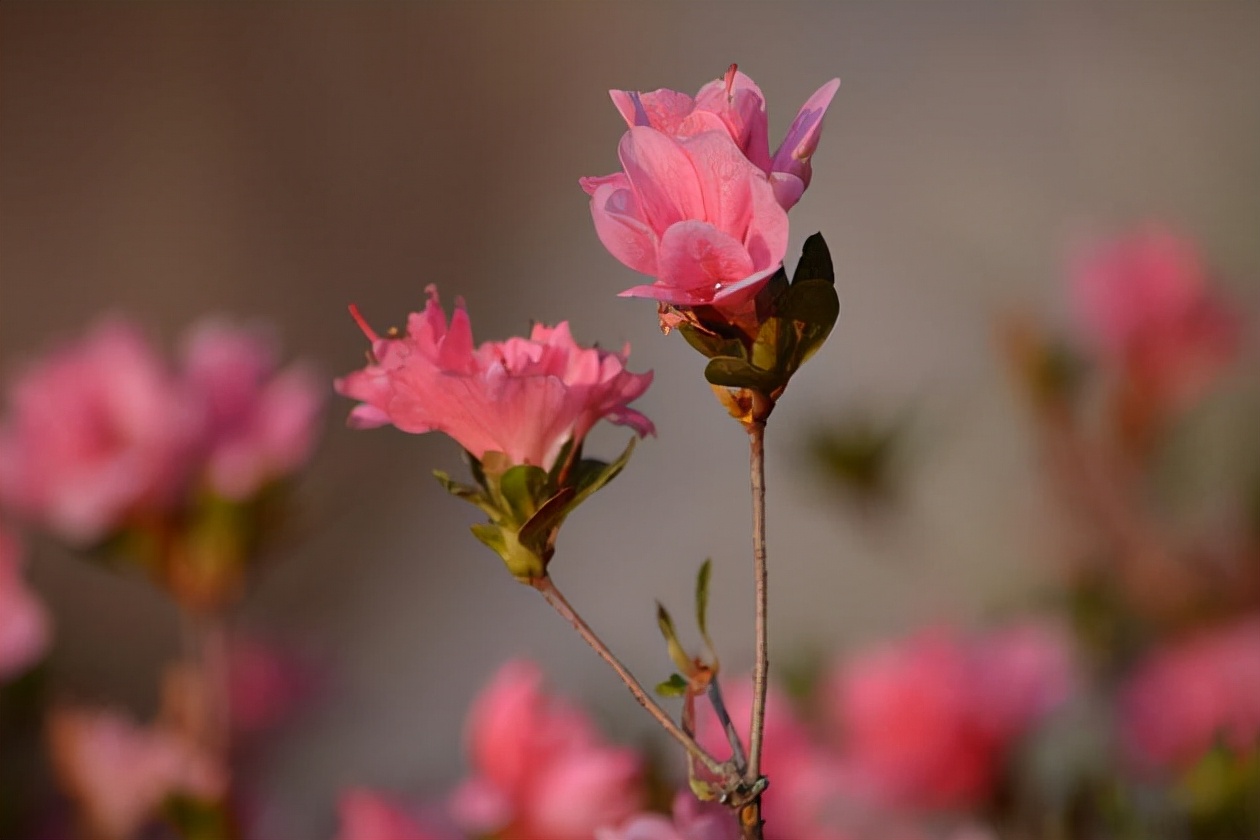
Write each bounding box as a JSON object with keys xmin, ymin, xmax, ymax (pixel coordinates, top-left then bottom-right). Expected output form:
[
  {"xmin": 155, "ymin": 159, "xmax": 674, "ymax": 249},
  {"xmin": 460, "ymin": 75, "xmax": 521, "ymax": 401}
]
[
  {"xmin": 432, "ymin": 470, "xmax": 499, "ymax": 516},
  {"xmin": 791, "ymin": 232, "xmax": 834, "ymax": 286},
  {"xmin": 470, "ymin": 523, "xmax": 546, "ymax": 581},
  {"xmin": 780, "ymin": 278, "xmax": 840, "ymax": 366},
  {"xmin": 565, "ymin": 437, "xmax": 637, "ymax": 511},
  {"xmin": 751, "ymin": 315, "xmax": 797, "ymax": 373},
  {"xmin": 703, "ymin": 357, "xmax": 781, "ymax": 392},
  {"xmin": 678, "ymin": 323, "xmax": 748, "ymax": 361},
  {"xmin": 498, "ymin": 464, "xmax": 550, "ymax": 524},
  {"xmin": 547, "ymin": 437, "xmax": 579, "ymax": 484},
  {"xmin": 656, "ymin": 602, "xmax": 693, "ymax": 675},
  {"xmin": 655, "ymin": 673, "xmax": 689, "ymax": 697},
  {"xmin": 695, "ymin": 559, "xmax": 717, "ymax": 661},
  {"xmin": 517, "ymin": 486, "xmax": 577, "ymax": 550}
]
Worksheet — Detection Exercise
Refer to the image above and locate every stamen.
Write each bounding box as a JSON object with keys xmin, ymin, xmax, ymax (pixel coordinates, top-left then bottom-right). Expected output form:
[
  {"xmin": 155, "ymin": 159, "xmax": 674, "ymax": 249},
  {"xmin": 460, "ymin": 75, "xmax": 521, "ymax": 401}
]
[
  {"xmin": 348, "ymin": 304, "xmax": 380, "ymax": 342},
  {"xmin": 724, "ymin": 64, "xmax": 738, "ymax": 102}
]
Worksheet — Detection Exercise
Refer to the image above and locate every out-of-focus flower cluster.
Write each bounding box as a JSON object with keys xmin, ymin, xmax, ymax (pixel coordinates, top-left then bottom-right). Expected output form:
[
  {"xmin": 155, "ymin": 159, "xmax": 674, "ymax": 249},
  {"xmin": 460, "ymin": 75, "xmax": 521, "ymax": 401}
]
[
  {"xmin": 341, "ymin": 625, "xmax": 1073, "ymax": 840},
  {"xmin": 0, "ymin": 316, "xmax": 324, "ymax": 548}
]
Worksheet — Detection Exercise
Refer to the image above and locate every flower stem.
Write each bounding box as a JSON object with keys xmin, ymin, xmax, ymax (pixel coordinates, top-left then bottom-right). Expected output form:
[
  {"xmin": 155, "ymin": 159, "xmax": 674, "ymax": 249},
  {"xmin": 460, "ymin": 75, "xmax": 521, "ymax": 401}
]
[
  {"xmin": 531, "ymin": 575, "xmax": 726, "ymax": 777},
  {"xmin": 706, "ymin": 679, "xmax": 747, "ymax": 774},
  {"xmin": 746, "ymin": 420, "xmax": 769, "ymax": 782},
  {"xmin": 742, "ymin": 419, "xmax": 769, "ymax": 840}
]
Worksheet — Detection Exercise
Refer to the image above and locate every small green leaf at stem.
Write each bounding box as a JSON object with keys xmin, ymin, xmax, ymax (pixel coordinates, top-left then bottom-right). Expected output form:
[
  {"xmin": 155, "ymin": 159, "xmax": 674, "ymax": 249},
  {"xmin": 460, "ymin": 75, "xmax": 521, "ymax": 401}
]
[
  {"xmin": 655, "ymin": 673, "xmax": 688, "ymax": 697},
  {"xmin": 695, "ymin": 559, "xmax": 716, "ymax": 656}
]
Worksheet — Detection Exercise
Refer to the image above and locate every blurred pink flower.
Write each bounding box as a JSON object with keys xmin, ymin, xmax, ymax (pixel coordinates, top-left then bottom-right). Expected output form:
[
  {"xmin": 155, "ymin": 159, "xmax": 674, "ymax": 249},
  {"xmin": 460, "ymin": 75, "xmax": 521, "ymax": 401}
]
[
  {"xmin": 606, "ymin": 67, "xmax": 840, "ymax": 211},
  {"xmin": 1120, "ymin": 615, "xmax": 1260, "ymax": 771},
  {"xmin": 450, "ymin": 659, "xmax": 644, "ymax": 840},
  {"xmin": 335, "ymin": 789, "xmax": 449, "ymax": 840},
  {"xmin": 0, "ymin": 527, "xmax": 50, "ymax": 680},
  {"xmin": 181, "ymin": 319, "xmax": 325, "ymax": 500},
  {"xmin": 48, "ymin": 706, "xmax": 226, "ymax": 840},
  {"xmin": 0, "ymin": 319, "xmax": 196, "ymax": 544},
  {"xmin": 825, "ymin": 624, "xmax": 1074, "ymax": 811},
  {"xmin": 1071, "ymin": 226, "xmax": 1240, "ymax": 408},
  {"xmin": 335, "ymin": 286, "xmax": 654, "ymax": 470},
  {"xmin": 596, "ymin": 792, "xmax": 739, "ymax": 840},
  {"xmin": 581, "ymin": 127, "xmax": 790, "ymax": 309},
  {"xmin": 226, "ymin": 634, "xmax": 320, "ymax": 734}
]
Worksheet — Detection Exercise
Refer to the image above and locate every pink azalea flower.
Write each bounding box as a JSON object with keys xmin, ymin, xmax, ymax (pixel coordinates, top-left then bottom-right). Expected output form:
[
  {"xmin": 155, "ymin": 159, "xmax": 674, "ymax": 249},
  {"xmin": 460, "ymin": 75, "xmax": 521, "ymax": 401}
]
[
  {"xmin": 335, "ymin": 789, "xmax": 450, "ymax": 840},
  {"xmin": 335, "ymin": 286, "xmax": 654, "ymax": 470},
  {"xmin": 0, "ymin": 526, "xmax": 50, "ymax": 680},
  {"xmin": 1120, "ymin": 615, "xmax": 1260, "ymax": 771},
  {"xmin": 596, "ymin": 792, "xmax": 739, "ymax": 840},
  {"xmin": 0, "ymin": 319, "xmax": 196, "ymax": 545},
  {"xmin": 582, "ymin": 127, "xmax": 790, "ymax": 309},
  {"xmin": 47, "ymin": 706, "xmax": 226, "ymax": 840},
  {"xmin": 180, "ymin": 319, "xmax": 325, "ymax": 500},
  {"xmin": 1071, "ymin": 226, "xmax": 1240, "ymax": 409},
  {"xmin": 824, "ymin": 624, "xmax": 1074, "ymax": 811},
  {"xmin": 450, "ymin": 659, "xmax": 644, "ymax": 840},
  {"xmin": 606, "ymin": 67, "xmax": 840, "ymax": 211}
]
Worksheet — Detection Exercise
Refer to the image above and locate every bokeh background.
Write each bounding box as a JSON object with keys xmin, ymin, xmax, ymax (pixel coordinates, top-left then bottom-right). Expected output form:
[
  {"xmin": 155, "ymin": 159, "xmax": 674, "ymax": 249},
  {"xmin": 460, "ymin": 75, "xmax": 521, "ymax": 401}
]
[{"xmin": 2, "ymin": 3, "xmax": 1258, "ymax": 836}]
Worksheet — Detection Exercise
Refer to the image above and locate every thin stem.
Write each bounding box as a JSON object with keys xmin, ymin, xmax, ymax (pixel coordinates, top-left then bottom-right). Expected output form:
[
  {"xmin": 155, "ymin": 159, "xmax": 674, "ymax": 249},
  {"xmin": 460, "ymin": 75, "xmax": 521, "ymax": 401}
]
[
  {"xmin": 531, "ymin": 576, "xmax": 726, "ymax": 777},
  {"xmin": 746, "ymin": 420, "xmax": 769, "ymax": 783},
  {"xmin": 706, "ymin": 679, "xmax": 747, "ymax": 774},
  {"xmin": 178, "ymin": 608, "xmax": 231, "ymax": 761}
]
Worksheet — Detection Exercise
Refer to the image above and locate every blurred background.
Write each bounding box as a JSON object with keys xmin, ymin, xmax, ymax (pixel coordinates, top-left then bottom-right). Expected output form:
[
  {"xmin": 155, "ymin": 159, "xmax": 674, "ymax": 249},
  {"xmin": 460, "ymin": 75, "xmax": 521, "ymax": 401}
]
[{"xmin": 2, "ymin": 3, "xmax": 1258, "ymax": 836}]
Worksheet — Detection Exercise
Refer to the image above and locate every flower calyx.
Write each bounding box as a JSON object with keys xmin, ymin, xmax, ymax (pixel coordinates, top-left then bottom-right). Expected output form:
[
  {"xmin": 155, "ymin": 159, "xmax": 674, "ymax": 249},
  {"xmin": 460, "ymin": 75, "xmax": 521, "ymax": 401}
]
[{"xmin": 433, "ymin": 438, "xmax": 638, "ymax": 582}]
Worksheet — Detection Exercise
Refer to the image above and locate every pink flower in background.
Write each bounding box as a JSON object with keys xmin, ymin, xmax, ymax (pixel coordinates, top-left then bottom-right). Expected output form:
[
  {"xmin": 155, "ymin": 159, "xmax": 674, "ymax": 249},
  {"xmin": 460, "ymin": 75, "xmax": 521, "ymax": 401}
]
[
  {"xmin": 0, "ymin": 319, "xmax": 195, "ymax": 544},
  {"xmin": 226, "ymin": 635, "xmax": 320, "ymax": 734},
  {"xmin": 597, "ymin": 792, "xmax": 739, "ymax": 840},
  {"xmin": 335, "ymin": 789, "xmax": 450, "ymax": 840},
  {"xmin": 606, "ymin": 67, "xmax": 840, "ymax": 211},
  {"xmin": 0, "ymin": 527, "xmax": 50, "ymax": 680},
  {"xmin": 181, "ymin": 319, "xmax": 325, "ymax": 500},
  {"xmin": 582, "ymin": 127, "xmax": 790, "ymax": 309},
  {"xmin": 450, "ymin": 659, "xmax": 644, "ymax": 840},
  {"xmin": 48, "ymin": 706, "xmax": 226, "ymax": 840},
  {"xmin": 335, "ymin": 286, "xmax": 654, "ymax": 470},
  {"xmin": 1120, "ymin": 615, "xmax": 1260, "ymax": 771},
  {"xmin": 1071, "ymin": 226, "xmax": 1240, "ymax": 407},
  {"xmin": 825, "ymin": 624, "xmax": 1073, "ymax": 811}
]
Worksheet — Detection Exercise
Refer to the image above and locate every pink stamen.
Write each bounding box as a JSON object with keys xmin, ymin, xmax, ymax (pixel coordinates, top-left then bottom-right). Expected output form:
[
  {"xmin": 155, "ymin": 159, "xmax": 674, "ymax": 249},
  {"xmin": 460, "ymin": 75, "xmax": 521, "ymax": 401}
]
[{"xmin": 347, "ymin": 304, "xmax": 379, "ymax": 342}]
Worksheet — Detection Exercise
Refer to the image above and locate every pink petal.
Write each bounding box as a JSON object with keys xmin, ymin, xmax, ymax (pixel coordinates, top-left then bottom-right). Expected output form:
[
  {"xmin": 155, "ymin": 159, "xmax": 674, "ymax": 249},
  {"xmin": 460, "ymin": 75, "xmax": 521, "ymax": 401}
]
[
  {"xmin": 771, "ymin": 78, "xmax": 841, "ymax": 190},
  {"xmin": 617, "ymin": 127, "xmax": 706, "ymax": 232},
  {"xmin": 589, "ymin": 179, "xmax": 659, "ymax": 276}
]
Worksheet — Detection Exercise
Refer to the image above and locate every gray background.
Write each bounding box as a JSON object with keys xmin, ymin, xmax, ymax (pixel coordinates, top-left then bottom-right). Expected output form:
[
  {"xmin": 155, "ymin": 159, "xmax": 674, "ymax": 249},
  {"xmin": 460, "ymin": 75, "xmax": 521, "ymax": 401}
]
[{"xmin": 2, "ymin": 3, "xmax": 1258, "ymax": 836}]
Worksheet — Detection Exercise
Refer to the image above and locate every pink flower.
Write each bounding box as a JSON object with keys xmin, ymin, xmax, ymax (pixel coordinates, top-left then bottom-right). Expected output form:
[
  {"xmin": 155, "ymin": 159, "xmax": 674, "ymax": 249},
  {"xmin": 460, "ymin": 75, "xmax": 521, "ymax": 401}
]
[
  {"xmin": 0, "ymin": 319, "xmax": 196, "ymax": 544},
  {"xmin": 606, "ymin": 67, "xmax": 840, "ymax": 211},
  {"xmin": 1071, "ymin": 226, "xmax": 1240, "ymax": 408},
  {"xmin": 0, "ymin": 527, "xmax": 50, "ymax": 680},
  {"xmin": 225, "ymin": 634, "xmax": 319, "ymax": 734},
  {"xmin": 825, "ymin": 624, "xmax": 1073, "ymax": 811},
  {"xmin": 450, "ymin": 659, "xmax": 644, "ymax": 840},
  {"xmin": 1120, "ymin": 615, "xmax": 1260, "ymax": 771},
  {"xmin": 335, "ymin": 789, "xmax": 450, "ymax": 840},
  {"xmin": 180, "ymin": 319, "xmax": 325, "ymax": 500},
  {"xmin": 582, "ymin": 128, "xmax": 790, "ymax": 309},
  {"xmin": 335, "ymin": 286, "xmax": 654, "ymax": 470},
  {"xmin": 48, "ymin": 706, "xmax": 226, "ymax": 840},
  {"xmin": 596, "ymin": 792, "xmax": 739, "ymax": 840}
]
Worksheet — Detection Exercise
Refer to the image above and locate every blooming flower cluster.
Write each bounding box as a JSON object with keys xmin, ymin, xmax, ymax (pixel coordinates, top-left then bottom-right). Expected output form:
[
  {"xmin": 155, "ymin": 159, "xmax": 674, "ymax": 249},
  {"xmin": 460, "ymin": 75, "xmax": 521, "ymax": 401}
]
[
  {"xmin": 582, "ymin": 67, "xmax": 839, "ymax": 311},
  {"xmin": 449, "ymin": 660, "xmax": 645, "ymax": 840},
  {"xmin": 336, "ymin": 285, "xmax": 653, "ymax": 471},
  {"xmin": 0, "ymin": 317, "xmax": 325, "ymax": 548}
]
